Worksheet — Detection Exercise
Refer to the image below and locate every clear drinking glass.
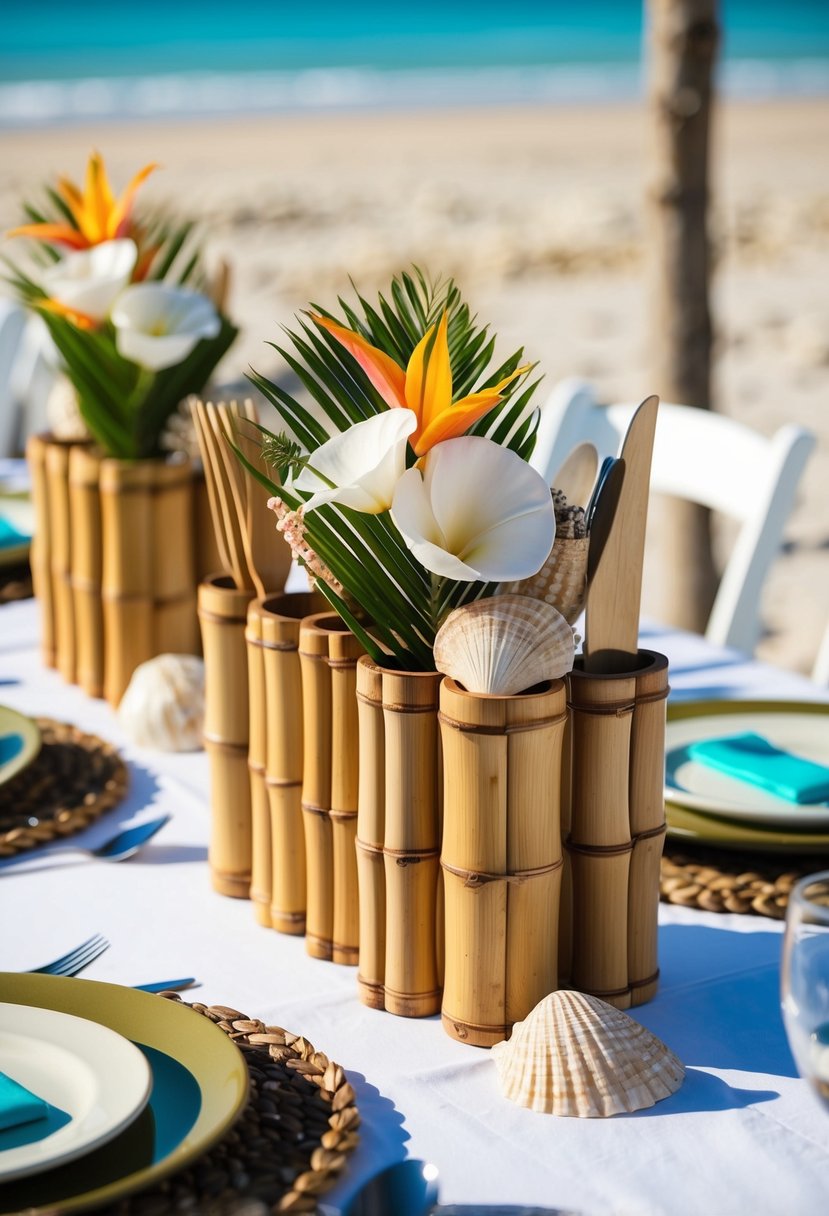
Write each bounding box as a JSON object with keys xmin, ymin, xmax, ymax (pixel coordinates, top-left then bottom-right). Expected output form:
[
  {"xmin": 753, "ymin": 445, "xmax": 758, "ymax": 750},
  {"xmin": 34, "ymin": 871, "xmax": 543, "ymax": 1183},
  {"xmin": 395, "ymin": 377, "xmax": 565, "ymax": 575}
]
[{"xmin": 781, "ymin": 870, "xmax": 829, "ymax": 1112}]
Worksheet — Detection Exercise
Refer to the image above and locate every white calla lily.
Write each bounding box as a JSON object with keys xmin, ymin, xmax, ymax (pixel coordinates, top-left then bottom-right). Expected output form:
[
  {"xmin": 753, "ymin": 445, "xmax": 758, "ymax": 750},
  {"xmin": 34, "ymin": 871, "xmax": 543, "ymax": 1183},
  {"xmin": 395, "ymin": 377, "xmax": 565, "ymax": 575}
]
[
  {"xmin": 390, "ymin": 436, "xmax": 555, "ymax": 582},
  {"xmin": 42, "ymin": 238, "xmax": 137, "ymax": 322},
  {"xmin": 295, "ymin": 409, "xmax": 418, "ymax": 514},
  {"xmin": 112, "ymin": 282, "xmax": 221, "ymax": 371}
]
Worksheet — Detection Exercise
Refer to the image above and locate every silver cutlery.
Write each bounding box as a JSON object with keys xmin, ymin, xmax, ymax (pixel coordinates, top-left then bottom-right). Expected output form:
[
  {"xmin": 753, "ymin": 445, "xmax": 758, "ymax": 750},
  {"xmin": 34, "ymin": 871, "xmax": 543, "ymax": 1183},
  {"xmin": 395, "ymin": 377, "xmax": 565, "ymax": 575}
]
[
  {"xmin": 1, "ymin": 814, "xmax": 170, "ymax": 868},
  {"xmin": 334, "ymin": 1160, "xmax": 576, "ymax": 1216},
  {"xmin": 27, "ymin": 933, "xmax": 110, "ymax": 977}
]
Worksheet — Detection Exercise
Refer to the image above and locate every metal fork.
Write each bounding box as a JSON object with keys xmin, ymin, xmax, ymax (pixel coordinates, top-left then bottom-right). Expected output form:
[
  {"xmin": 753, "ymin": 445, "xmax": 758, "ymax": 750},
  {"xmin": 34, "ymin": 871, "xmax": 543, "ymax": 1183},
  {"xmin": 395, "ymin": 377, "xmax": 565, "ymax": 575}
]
[{"xmin": 29, "ymin": 933, "xmax": 110, "ymax": 977}]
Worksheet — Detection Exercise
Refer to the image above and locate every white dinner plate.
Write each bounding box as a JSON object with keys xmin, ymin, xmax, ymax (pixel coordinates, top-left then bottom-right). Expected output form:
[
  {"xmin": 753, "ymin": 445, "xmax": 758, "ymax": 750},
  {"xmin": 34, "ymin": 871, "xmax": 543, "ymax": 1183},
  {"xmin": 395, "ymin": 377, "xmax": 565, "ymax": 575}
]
[
  {"xmin": 665, "ymin": 701, "xmax": 829, "ymax": 828},
  {"xmin": 0, "ymin": 1002, "xmax": 152, "ymax": 1182}
]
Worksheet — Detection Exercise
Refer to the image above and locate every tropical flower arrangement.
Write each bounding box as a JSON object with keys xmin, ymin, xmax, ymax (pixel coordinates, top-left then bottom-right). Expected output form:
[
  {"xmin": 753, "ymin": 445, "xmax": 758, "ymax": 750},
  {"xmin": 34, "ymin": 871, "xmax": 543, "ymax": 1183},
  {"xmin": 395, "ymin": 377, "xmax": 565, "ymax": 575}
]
[
  {"xmin": 247, "ymin": 271, "xmax": 556, "ymax": 671},
  {"xmin": 5, "ymin": 151, "xmax": 237, "ymax": 460}
]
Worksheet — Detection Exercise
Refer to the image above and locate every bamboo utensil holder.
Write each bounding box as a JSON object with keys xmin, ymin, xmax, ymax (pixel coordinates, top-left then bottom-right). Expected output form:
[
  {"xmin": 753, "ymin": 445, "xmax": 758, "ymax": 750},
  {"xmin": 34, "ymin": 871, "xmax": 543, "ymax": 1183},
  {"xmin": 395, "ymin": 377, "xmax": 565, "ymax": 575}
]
[
  {"xmin": 45, "ymin": 440, "xmax": 76, "ymax": 684},
  {"xmin": 355, "ymin": 665, "xmax": 443, "ymax": 1016},
  {"xmin": 564, "ymin": 650, "xmax": 669, "ymax": 1010},
  {"xmin": 247, "ymin": 590, "xmax": 324, "ymax": 934},
  {"xmin": 198, "ymin": 573, "xmax": 253, "ymax": 897},
  {"xmin": 28, "ymin": 434, "xmax": 208, "ymax": 693},
  {"xmin": 25, "ymin": 434, "xmax": 56, "ymax": 669},
  {"xmin": 299, "ymin": 613, "xmax": 364, "ymax": 963},
  {"xmin": 100, "ymin": 455, "xmax": 197, "ymax": 706},
  {"xmin": 439, "ymin": 678, "xmax": 567, "ymax": 1047},
  {"xmin": 68, "ymin": 445, "xmax": 104, "ymax": 698}
]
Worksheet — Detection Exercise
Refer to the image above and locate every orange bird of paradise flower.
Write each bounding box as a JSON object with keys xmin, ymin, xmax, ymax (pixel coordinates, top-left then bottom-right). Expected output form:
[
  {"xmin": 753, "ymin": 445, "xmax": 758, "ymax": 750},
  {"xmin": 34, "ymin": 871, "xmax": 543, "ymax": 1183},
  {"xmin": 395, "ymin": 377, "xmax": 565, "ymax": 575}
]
[
  {"xmin": 313, "ymin": 312, "xmax": 530, "ymax": 457},
  {"xmin": 7, "ymin": 151, "xmax": 158, "ymax": 252}
]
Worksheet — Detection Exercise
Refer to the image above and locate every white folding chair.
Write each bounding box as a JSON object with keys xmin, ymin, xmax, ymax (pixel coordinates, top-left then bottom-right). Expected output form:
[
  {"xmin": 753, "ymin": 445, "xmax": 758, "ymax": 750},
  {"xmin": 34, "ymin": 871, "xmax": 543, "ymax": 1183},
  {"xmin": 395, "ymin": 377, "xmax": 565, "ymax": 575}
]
[
  {"xmin": 531, "ymin": 377, "xmax": 816, "ymax": 656},
  {"xmin": 0, "ymin": 300, "xmax": 27, "ymax": 457},
  {"xmin": 813, "ymin": 621, "xmax": 829, "ymax": 689}
]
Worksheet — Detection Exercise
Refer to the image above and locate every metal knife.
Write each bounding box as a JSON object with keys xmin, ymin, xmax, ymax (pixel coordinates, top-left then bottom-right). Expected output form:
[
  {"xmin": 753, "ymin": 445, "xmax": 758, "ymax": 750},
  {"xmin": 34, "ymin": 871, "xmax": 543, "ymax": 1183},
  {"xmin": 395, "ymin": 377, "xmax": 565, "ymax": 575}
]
[
  {"xmin": 134, "ymin": 978, "xmax": 198, "ymax": 993},
  {"xmin": 583, "ymin": 395, "xmax": 659, "ymax": 673}
]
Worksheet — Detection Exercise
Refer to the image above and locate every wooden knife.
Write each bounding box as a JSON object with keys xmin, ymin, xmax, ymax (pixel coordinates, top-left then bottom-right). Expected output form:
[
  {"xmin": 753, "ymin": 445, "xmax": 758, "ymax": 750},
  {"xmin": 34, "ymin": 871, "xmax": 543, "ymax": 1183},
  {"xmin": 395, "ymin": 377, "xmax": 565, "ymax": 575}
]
[{"xmin": 583, "ymin": 395, "xmax": 659, "ymax": 673}]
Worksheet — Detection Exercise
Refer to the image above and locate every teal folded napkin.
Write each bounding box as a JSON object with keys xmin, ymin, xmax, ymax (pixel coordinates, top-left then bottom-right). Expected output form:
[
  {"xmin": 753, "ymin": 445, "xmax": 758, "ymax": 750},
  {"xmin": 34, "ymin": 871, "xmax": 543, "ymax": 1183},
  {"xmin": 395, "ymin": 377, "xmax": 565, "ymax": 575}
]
[
  {"xmin": 0, "ymin": 1071, "xmax": 48, "ymax": 1132},
  {"xmin": 688, "ymin": 732, "xmax": 829, "ymax": 805},
  {"xmin": 0, "ymin": 516, "xmax": 28, "ymax": 550}
]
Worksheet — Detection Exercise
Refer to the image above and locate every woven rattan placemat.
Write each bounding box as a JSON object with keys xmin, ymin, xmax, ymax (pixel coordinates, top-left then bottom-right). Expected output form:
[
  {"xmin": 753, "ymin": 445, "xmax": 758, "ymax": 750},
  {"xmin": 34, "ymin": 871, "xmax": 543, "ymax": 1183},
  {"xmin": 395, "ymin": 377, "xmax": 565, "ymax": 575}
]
[
  {"xmin": 660, "ymin": 845, "xmax": 828, "ymax": 919},
  {"xmin": 103, "ymin": 997, "xmax": 359, "ymax": 1215},
  {"xmin": 0, "ymin": 717, "xmax": 128, "ymax": 858}
]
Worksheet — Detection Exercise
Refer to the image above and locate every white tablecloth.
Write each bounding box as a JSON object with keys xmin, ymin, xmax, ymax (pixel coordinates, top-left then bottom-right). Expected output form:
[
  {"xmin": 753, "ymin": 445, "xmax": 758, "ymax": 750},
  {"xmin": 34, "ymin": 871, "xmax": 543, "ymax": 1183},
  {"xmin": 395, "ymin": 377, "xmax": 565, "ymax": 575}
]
[{"xmin": 2, "ymin": 598, "xmax": 829, "ymax": 1216}]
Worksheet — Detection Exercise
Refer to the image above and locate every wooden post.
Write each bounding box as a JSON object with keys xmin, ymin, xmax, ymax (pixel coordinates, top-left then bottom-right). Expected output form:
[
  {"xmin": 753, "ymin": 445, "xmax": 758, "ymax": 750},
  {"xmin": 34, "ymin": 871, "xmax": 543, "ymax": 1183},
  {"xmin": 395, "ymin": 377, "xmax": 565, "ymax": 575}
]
[{"xmin": 647, "ymin": 0, "xmax": 720, "ymax": 632}]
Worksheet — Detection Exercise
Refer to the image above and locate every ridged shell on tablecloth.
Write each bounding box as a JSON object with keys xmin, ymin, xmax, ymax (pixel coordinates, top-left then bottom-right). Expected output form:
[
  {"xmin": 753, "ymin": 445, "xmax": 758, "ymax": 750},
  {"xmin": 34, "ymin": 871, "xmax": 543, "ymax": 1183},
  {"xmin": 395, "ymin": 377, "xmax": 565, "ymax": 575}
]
[
  {"xmin": 118, "ymin": 654, "xmax": 205, "ymax": 752},
  {"xmin": 434, "ymin": 595, "xmax": 575, "ymax": 696},
  {"xmin": 491, "ymin": 990, "xmax": 684, "ymax": 1117}
]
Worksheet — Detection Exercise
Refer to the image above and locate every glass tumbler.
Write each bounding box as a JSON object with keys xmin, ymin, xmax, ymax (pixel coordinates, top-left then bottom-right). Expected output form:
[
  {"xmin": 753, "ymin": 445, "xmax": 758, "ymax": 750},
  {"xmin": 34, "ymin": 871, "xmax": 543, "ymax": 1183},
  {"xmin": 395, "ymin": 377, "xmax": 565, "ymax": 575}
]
[{"xmin": 781, "ymin": 870, "xmax": 829, "ymax": 1112}]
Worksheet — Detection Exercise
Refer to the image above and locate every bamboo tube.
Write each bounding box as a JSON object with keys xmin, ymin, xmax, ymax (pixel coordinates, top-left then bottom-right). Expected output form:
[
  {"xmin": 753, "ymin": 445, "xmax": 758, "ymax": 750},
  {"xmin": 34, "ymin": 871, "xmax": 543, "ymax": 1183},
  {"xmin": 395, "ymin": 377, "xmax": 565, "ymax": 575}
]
[
  {"xmin": 246, "ymin": 602, "xmax": 270, "ymax": 926},
  {"xmin": 198, "ymin": 574, "xmax": 252, "ymax": 897},
  {"xmin": 566, "ymin": 663, "xmax": 637, "ymax": 1010},
  {"xmin": 44, "ymin": 440, "xmax": 76, "ymax": 684},
  {"xmin": 329, "ymin": 627, "xmax": 364, "ymax": 965},
  {"xmin": 557, "ymin": 713, "xmax": 574, "ymax": 986},
  {"xmin": 258, "ymin": 590, "xmax": 325, "ymax": 934},
  {"xmin": 299, "ymin": 613, "xmax": 335, "ymax": 960},
  {"xmin": 356, "ymin": 657, "xmax": 386, "ymax": 1008},
  {"xmin": 100, "ymin": 456, "xmax": 198, "ymax": 706},
  {"xmin": 299, "ymin": 612, "xmax": 364, "ymax": 962},
  {"xmin": 151, "ymin": 458, "xmax": 198, "ymax": 657},
  {"xmin": 628, "ymin": 650, "xmax": 670, "ymax": 1006},
  {"xmin": 439, "ymin": 678, "xmax": 566, "ymax": 1047},
  {"xmin": 26, "ymin": 434, "xmax": 56, "ymax": 668},
  {"xmin": 68, "ymin": 445, "xmax": 104, "ymax": 698},
  {"xmin": 100, "ymin": 458, "xmax": 155, "ymax": 706},
  {"xmin": 382, "ymin": 669, "xmax": 443, "ymax": 1017}
]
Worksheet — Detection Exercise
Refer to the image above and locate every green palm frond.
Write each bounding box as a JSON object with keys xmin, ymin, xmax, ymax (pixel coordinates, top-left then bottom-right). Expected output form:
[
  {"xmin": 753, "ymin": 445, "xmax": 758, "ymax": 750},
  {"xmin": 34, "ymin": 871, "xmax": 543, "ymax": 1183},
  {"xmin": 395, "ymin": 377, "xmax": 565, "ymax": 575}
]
[{"xmin": 247, "ymin": 270, "xmax": 543, "ymax": 670}]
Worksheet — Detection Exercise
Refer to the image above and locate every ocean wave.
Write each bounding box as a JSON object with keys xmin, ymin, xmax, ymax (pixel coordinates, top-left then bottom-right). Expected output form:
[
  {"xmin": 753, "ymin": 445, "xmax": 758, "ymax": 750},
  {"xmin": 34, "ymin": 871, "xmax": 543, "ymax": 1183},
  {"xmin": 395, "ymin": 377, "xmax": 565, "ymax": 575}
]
[{"xmin": 1, "ymin": 59, "xmax": 827, "ymax": 127}]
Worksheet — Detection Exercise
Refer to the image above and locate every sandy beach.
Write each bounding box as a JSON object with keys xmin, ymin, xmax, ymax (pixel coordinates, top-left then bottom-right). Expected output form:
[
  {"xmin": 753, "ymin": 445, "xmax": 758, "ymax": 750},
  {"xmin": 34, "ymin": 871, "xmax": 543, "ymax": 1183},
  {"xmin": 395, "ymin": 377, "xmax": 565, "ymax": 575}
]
[{"xmin": 1, "ymin": 98, "xmax": 827, "ymax": 673}]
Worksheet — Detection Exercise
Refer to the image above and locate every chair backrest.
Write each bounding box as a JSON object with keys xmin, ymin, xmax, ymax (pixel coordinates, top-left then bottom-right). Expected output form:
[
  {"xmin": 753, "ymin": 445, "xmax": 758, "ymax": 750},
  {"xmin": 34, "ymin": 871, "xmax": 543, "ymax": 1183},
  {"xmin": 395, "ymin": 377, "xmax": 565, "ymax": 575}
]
[
  {"xmin": 531, "ymin": 377, "xmax": 816, "ymax": 655},
  {"xmin": 0, "ymin": 300, "xmax": 27, "ymax": 457}
]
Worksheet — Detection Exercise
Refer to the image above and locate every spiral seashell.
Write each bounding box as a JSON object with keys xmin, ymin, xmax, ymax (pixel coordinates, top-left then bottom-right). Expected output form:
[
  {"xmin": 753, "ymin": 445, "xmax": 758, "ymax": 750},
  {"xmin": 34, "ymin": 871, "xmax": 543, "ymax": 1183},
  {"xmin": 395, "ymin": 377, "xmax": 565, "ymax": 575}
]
[
  {"xmin": 491, "ymin": 990, "xmax": 684, "ymax": 1117},
  {"xmin": 433, "ymin": 594, "xmax": 575, "ymax": 696},
  {"xmin": 499, "ymin": 535, "xmax": 589, "ymax": 625}
]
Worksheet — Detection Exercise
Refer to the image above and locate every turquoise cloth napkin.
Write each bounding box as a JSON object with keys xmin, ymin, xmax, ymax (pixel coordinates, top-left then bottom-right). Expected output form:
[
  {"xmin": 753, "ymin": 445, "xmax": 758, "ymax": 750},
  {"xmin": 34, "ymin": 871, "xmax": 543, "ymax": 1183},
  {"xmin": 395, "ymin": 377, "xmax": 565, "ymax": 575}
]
[
  {"xmin": 0, "ymin": 1071, "xmax": 48, "ymax": 1132},
  {"xmin": 688, "ymin": 732, "xmax": 829, "ymax": 805},
  {"xmin": 0, "ymin": 516, "xmax": 28, "ymax": 550}
]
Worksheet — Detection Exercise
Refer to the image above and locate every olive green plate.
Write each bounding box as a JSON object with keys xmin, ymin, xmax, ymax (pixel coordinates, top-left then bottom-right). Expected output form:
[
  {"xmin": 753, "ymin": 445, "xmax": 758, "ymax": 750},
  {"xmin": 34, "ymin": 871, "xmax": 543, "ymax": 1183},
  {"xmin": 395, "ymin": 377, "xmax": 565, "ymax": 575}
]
[
  {"xmin": 666, "ymin": 699, "xmax": 829, "ymax": 854},
  {"xmin": 0, "ymin": 706, "xmax": 41, "ymax": 788},
  {"xmin": 0, "ymin": 496, "xmax": 33, "ymax": 570},
  {"xmin": 0, "ymin": 974, "xmax": 249, "ymax": 1215}
]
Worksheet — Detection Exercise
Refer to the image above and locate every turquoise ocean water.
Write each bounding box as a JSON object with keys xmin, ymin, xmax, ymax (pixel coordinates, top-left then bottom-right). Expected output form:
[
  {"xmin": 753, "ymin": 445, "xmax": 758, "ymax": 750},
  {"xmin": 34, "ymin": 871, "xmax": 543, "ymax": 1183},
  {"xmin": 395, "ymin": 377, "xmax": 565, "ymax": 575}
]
[{"xmin": 2, "ymin": 1, "xmax": 828, "ymax": 127}]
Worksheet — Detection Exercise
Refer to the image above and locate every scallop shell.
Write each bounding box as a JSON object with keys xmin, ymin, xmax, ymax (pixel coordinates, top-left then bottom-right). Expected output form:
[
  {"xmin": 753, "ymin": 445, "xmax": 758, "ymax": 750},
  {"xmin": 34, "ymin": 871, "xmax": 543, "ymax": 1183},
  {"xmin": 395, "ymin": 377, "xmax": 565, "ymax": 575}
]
[
  {"xmin": 491, "ymin": 990, "xmax": 684, "ymax": 1117},
  {"xmin": 433, "ymin": 594, "xmax": 575, "ymax": 696},
  {"xmin": 118, "ymin": 654, "xmax": 205, "ymax": 752}
]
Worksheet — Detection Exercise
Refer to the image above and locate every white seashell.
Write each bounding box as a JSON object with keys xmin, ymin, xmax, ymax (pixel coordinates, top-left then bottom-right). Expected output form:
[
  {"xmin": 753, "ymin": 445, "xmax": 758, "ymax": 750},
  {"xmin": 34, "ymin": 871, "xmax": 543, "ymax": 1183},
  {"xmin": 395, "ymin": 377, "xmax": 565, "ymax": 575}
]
[
  {"xmin": 491, "ymin": 990, "xmax": 684, "ymax": 1117},
  {"xmin": 46, "ymin": 375, "xmax": 90, "ymax": 442},
  {"xmin": 434, "ymin": 594, "xmax": 575, "ymax": 696},
  {"xmin": 118, "ymin": 654, "xmax": 205, "ymax": 752}
]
